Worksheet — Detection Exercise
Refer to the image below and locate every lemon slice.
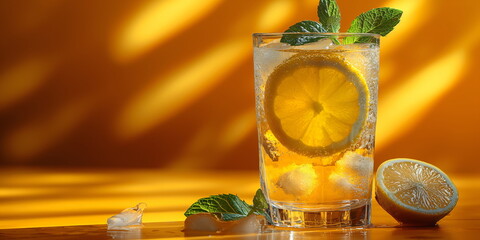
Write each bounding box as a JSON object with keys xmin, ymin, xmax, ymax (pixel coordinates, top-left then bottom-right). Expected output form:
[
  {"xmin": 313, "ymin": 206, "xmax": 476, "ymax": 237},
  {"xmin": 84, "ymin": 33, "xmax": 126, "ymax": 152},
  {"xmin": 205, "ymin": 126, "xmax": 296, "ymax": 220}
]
[
  {"xmin": 376, "ymin": 158, "xmax": 459, "ymax": 226},
  {"xmin": 264, "ymin": 53, "xmax": 368, "ymax": 156}
]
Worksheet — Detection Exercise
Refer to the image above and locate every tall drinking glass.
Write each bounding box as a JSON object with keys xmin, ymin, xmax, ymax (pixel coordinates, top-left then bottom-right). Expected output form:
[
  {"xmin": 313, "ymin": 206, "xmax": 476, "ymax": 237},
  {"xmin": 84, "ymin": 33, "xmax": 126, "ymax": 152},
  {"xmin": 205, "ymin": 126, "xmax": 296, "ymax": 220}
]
[{"xmin": 253, "ymin": 33, "xmax": 380, "ymax": 228}]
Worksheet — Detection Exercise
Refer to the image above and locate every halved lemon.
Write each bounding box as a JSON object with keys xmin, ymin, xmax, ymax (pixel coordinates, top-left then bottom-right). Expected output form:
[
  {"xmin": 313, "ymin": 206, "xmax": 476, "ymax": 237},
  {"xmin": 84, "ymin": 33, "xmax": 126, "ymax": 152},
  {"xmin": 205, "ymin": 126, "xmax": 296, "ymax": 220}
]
[
  {"xmin": 376, "ymin": 158, "xmax": 459, "ymax": 226},
  {"xmin": 264, "ymin": 52, "xmax": 368, "ymax": 156}
]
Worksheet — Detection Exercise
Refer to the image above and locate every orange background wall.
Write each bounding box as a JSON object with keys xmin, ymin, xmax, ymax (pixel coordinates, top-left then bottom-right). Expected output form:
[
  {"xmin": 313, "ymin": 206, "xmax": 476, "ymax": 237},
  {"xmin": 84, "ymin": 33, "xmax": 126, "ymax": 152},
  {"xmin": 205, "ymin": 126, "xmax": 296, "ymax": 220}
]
[{"xmin": 0, "ymin": 0, "xmax": 479, "ymax": 174}]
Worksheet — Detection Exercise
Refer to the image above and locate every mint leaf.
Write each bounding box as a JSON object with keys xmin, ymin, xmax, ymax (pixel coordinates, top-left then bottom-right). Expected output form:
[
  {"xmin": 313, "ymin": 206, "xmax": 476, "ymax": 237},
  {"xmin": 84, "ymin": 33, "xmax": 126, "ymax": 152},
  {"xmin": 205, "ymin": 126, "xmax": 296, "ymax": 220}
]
[
  {"xmin": 252, "ymin": 189, "xmax": 268, "ymax": 210},
  {"xmin": 280, "ymin": 20, "xmax": 327, "ymax": 46},
  {"xmin": 184, "ymin": 194, "xmax": 252, "ymax": 221},
  {"xmin": 317, "ymin": 0, "xmax": 341, "ymax": 32},
  {"xmin": 184, "ymin": 190, "xmax": 273, "ymax": 224},
  {"xmin": 346, "ymin": 7, "xmax": 402, "ymax": 43},
  {"xmin": 250, "ymin": 189, "xmax": 272, "ymax": 224}
]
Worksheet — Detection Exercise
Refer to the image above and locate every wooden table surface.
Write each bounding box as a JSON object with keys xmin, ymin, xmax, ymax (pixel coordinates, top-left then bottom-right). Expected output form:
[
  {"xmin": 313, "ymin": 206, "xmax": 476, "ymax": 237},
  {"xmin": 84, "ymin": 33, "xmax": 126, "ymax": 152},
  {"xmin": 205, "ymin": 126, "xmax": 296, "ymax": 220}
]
[{"xmin": 0, "ymin": 167, "xmax": 478, "ymax": 239}]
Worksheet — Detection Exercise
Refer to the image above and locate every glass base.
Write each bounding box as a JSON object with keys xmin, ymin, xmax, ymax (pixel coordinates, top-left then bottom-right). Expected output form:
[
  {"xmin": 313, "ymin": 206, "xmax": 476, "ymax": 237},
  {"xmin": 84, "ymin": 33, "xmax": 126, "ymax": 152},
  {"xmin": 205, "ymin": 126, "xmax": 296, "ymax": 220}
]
[{"xmin": 269, "ymin": 201, "xmax": 371, "ymax": 228}]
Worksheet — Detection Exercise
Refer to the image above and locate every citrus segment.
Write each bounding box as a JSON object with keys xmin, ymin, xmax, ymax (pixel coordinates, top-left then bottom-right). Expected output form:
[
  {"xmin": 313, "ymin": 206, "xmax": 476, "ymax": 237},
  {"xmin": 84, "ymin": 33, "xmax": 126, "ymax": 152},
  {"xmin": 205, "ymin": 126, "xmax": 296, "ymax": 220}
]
[
  {"xmin": 375, "ymin": 158, "xmax": 458, "ymax": 226},
  {"xmin": 264, "ymin": 53, "xmax": 368, "ymax": 156}
]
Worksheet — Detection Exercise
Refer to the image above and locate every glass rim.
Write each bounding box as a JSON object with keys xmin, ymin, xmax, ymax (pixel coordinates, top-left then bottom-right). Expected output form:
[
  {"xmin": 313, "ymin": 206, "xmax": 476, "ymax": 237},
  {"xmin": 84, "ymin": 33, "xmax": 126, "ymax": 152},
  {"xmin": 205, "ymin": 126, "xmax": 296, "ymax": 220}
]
[{"xmin": 252, "ymin": 32, "xmax": 381, "ymax": 38}]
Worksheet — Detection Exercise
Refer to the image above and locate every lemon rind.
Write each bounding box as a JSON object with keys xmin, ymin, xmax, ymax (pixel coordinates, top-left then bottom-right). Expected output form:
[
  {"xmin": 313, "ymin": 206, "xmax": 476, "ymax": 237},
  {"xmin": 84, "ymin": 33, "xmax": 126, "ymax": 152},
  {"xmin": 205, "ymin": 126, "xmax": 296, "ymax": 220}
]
[{"xmin": 376, "ymin": 158, "xmax": 459, "ymax": 215}]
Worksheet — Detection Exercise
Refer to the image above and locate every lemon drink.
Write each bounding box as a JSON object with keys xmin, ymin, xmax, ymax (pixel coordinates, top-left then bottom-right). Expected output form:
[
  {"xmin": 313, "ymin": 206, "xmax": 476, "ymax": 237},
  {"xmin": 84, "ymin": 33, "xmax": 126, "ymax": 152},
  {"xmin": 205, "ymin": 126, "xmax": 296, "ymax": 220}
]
[{"xmin": 253, "ymin": 34, "xmax": 379, "ymax": 227}]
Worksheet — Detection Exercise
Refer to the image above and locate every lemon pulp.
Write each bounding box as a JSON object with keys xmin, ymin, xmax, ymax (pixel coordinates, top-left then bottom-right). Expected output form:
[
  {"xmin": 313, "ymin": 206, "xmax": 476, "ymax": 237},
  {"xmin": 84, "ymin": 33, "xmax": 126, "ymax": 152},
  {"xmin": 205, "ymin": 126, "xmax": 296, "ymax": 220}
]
[
  {"xmin": 376, "ymin": 158, "xmax": 459, "ymax": 225},
  {"xmin": 264, "ymin": 52, "xmax": 368, "ymax": 157}
]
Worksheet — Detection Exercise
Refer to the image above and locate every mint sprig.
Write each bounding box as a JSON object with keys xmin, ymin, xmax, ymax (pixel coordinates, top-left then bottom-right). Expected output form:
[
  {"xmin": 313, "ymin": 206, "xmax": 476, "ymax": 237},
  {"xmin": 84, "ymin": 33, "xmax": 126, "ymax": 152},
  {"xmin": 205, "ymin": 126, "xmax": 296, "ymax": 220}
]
[
  {"xmin": 184, "ymin": 189, "xmax": 272, "ymax": 224},
  {"xmin": 346, "ymin": 7, "xmax": 403, "ymax": 44},
  {"xmin": 279, "ymin": 0, "xmax": 402, "ymax": 46},
  {"xmin": 317, "ymin": 0, "xmax": 341, "ymax": 33},
  {"xmin": 280, "ymin": 21, "xmax": 327, "ymax": 46}
]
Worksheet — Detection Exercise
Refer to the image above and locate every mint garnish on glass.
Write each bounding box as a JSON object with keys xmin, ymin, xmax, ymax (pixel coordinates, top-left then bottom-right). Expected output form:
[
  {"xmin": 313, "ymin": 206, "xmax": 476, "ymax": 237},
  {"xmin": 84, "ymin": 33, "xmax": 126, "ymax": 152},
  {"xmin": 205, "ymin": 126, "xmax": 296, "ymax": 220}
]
[
  {"xmin": 281, "ymin": 0, "xmax": 402, "ymax": 46},
  {"xmin": 317, "ymin": 0, "xmax": 341, "ymax": 32},
  {"xmin": 184, "ymin": 189, "xmax": 272, "ymax": 224}
]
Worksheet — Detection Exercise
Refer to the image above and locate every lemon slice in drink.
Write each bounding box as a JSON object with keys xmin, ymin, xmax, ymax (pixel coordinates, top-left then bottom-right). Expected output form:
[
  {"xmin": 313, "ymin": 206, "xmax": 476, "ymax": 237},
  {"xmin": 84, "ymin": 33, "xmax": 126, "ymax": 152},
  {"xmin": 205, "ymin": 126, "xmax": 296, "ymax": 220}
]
[
  {"xmin": 375, "ymin": 158, "xmax": 459, "ymax": 226},
  {"xmin": 264, "ymin": 53, "xmax": 368, "ymax": 156}
]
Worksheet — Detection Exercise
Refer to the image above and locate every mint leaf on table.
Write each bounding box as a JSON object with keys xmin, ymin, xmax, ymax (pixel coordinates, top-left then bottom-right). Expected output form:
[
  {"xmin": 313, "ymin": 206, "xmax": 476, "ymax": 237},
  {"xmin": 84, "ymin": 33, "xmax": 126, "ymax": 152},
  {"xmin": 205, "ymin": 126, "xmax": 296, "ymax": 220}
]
[
  {"xmin": 317, "ymin": 0, "xmax": 341, "ymax": 32},
  {"xmin": 346, "ymin": 7, "xmax": 403, "ymax": 44},
  {"xmin": 280, "ymin": 20, "xmax": 327, "ymax": 46},
  {"xmin": 184, "ymin": 194, "xmax": 251, "ymax": 221},
  {"xmin": 184, "ymin": 190, "xmax": 272, "ymax": 224}
]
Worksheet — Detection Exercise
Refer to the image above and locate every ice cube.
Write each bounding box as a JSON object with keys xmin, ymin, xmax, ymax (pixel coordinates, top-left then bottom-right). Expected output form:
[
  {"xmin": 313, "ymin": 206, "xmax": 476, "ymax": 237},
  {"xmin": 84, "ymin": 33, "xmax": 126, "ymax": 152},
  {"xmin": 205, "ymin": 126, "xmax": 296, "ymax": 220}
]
[
  {"xmin": 224, "ymin": 214, "xmax": 266, "ymax": 234},
  {"xmin": 276, "ymin": 164, "xmax": 317, "ymax": 196},
  {"xmin": 184, "ymin": 213, "xmax": 222, "ymax": 233},
  {"xmin": 328, "ymin": 152, "xmax": 373, "ymax": 194},
  {"xmin": 329, "ymin": 43, "xmax": 379, "ymax": 81},
  {"xmin": 329, "ymin": 172, "xmax": 357, "ymax": 191},
  {"xmin": 292, "ymin": 38, "xmax": 334, "ymax": 50},
  {"xmin": 254, "ymin": 38, "xmax": 298, "ymax": 83},
  {"xmin": 107, "ymin": 203, "xmax": 146, "ymax": 230},
  {"xmin": 258, "ymin": 38, "xmax": 290, "ymax": 49},
  {"xmin": 184, "ymin": 213, "xmax": 266, "ymax": 236},
  {"xmin": 254, "ymin": 43, "xmax": 289, "ymax": 64},
  {"xmin": 254, "ymin": 47, "xmax": 291, "ymax": 83},
  {"xmin": 335, "ymin": 152, "xmax": 373, "ymax": 176}
]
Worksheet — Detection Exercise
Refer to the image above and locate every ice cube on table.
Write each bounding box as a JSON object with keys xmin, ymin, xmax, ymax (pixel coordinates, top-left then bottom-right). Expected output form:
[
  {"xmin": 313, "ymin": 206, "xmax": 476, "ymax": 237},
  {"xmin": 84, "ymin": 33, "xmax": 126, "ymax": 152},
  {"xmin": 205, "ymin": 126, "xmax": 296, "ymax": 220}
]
[
  {"xmin": 276, "ymin": 164, "xmax": 317, "ymax": 196},
  {"xmin": 107, "ymin": 203, "xmax": 147, "ymax": 230},
  {"xmin": 184, "ymin": 213, "xmax": 266, "ymax": 236}
]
